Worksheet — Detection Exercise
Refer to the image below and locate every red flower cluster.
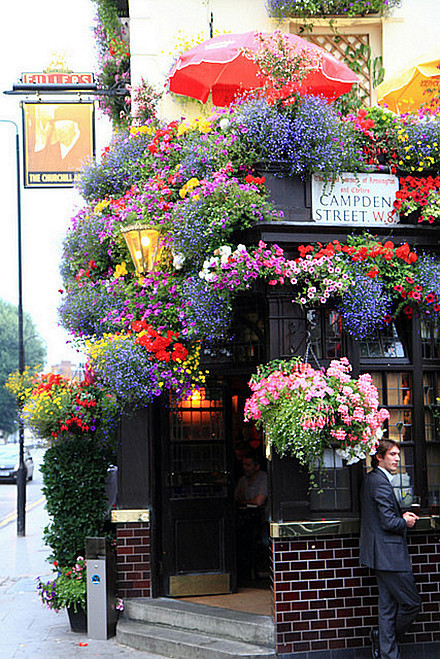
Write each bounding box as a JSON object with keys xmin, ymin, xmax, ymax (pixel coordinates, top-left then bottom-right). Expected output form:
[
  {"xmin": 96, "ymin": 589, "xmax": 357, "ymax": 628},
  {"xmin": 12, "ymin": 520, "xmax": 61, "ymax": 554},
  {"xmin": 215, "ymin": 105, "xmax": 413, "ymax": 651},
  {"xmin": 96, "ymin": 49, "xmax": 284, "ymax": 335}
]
[
  {"xmin": 355, "ymin": 109, "xmax": 375, "ymax": 136},
  {"xmin": 147, "ymin": 122, "xmax": 178, "ymax": 156},
  {"xmin": 245, "ymin": 174, "xmax": 266, "ymax": 186},
  {"xmin": 31, "ymin": 373, "xmax": 103, "ymax": 440},
  {"xmin": 75, "ymin": 259, "xmax": 97, "ymax": 282},
  {"xmin": 109, "ymin": 36, "xmax": 130, "ymax": 60},
  {"xmin": 306, "ymin": 238, "xmax": 417, "ymax": 266},
  {"xmin": 131, "ymin": 320, "xmax": 188, "ymax": 363},
  {"xmin": 394, "ymin": 175, "xmax": 440, "ymax": 224}
]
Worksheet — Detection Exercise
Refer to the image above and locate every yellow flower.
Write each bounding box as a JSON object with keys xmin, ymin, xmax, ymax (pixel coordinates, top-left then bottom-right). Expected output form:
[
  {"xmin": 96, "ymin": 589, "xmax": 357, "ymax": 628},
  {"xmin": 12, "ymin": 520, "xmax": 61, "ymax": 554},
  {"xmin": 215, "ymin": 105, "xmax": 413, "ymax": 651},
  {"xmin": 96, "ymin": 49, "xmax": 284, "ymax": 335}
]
[
  {"xmin": 114, "ymin": 261, "xmax": 128, "ymax": 279},
  {"xmin": 177, "ymin": 122, "xmax": 190, "ymax": 136},
  {"xmin": 94, "ymin": 199, "xmax": 110, "ymax": 215},
  {"xmin": 196, "ymin": 117, "xmax": 212, "ymax": 134},
  {"xmin": 179, "ymin": 177, "xmax": 200, "ymax": 198},
  {"xmin": 130, "ymin": 125, "xmax": 154, "ymax": 137}
]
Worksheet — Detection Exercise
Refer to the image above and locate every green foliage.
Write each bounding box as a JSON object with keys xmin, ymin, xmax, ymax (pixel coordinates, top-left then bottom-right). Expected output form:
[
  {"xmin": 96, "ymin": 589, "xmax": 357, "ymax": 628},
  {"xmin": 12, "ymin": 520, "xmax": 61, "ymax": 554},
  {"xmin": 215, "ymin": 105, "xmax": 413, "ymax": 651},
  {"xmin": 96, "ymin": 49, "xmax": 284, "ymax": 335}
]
[
  {"xmin": 37, "ymin": 557, "xmax": 87, "ymax": 612},
  {"xmin": 332, "ymin": 39, "xmax": 385, "ymax": 115},
  {"xmin": 266, "ymin": 0, "xmax": 399, "ymax": 18},
  {"xmin": 92, "ymin": 0, "xmax": 131, "ymax": 127},
  {"xmin": 40, "ymin": 436, "xmax": 114, "ymax": 566},
  {"xmin": 0, "ymin": 299, "xmax": 46, "ymax": 435}
]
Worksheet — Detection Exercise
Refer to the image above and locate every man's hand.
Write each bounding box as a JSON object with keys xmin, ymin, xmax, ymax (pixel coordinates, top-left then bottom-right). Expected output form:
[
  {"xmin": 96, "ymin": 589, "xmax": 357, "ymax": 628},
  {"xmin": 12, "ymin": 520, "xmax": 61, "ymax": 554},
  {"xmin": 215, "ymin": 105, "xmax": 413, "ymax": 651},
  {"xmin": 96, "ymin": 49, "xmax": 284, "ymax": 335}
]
[{"xmin": 403, "ymin": 511, "xmax": 419, "ymax": 528}]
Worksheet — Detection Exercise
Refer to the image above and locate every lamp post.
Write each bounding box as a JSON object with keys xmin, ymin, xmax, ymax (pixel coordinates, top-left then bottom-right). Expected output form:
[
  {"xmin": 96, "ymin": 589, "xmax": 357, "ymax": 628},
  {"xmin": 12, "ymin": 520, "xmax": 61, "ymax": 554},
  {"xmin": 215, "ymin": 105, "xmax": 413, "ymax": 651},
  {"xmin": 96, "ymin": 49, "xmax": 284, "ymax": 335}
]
[
  {"xmin": 0, "ymin": 118, "xmax": 26, "ymax": 536},
  {"xmin": 121, "ymin": 224, "xmax": 163, "ymax": 275}
]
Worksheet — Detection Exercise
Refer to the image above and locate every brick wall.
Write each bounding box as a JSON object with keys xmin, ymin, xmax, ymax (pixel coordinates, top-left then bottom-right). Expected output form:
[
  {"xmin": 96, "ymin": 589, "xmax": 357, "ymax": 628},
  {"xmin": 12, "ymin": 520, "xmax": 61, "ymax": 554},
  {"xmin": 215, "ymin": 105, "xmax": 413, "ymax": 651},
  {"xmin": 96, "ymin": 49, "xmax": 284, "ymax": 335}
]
[
  {"xmin": 273, "ymin": 531, "xmax": 440, "ymax": 657},
  {"xmin": 115, "ymin": 521, "xmax": 151, "ymax": 599}
]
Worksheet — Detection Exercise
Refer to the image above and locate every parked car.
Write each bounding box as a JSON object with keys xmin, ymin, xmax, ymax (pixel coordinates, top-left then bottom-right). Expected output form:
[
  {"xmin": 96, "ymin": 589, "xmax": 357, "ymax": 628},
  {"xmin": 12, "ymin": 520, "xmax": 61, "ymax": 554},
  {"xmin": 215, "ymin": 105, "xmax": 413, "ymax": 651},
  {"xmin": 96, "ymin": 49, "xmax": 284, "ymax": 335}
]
[{"xmin": 0, "ymin": 445, "xmax": 34, "ymax": 482}]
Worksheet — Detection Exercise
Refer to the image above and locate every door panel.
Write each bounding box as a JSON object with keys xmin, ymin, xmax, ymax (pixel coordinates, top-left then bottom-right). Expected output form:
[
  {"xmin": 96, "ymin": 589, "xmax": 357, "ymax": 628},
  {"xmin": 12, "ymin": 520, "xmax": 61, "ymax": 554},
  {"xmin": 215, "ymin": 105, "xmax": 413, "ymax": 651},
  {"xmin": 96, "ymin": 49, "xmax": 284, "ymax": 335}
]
[{"xmin": 160, "ymin": 383, "xmax": 235, "ymax": 597}]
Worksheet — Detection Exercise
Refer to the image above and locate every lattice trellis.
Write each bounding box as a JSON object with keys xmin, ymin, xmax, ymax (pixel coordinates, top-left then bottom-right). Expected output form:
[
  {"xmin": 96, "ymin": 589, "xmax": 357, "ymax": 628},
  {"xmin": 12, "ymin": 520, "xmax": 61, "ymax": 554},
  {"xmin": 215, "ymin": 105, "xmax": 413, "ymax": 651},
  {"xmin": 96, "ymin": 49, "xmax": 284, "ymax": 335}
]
[{"xmin": 301, "ymin": 32, "xmax": 372, "ymax": 102}]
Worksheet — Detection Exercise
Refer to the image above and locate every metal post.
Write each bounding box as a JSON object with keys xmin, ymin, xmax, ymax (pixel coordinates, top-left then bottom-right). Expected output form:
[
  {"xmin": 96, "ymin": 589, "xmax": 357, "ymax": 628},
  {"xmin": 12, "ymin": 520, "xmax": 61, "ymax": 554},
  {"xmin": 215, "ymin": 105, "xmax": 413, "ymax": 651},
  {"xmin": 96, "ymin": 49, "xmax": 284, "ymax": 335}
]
[{"xmin": 0, "ymin": 119, "xmax": 26, "ymax": 535}]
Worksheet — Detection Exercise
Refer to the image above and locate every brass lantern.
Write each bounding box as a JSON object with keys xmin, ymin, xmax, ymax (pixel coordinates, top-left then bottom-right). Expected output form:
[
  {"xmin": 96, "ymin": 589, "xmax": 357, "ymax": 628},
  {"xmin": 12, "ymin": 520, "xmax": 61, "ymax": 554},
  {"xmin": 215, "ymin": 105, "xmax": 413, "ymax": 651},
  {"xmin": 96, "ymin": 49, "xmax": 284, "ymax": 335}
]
[{"xmin": 121, "ymin": 224, "xmax": 163, "ymax": 275}]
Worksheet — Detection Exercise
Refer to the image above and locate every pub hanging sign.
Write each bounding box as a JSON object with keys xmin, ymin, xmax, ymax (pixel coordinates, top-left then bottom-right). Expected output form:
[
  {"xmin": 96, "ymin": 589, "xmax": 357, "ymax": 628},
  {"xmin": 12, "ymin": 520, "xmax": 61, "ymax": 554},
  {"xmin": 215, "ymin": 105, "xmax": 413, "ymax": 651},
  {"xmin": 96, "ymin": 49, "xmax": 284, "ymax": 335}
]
[
  {"xmin": 312, "ymin": 173, "xmax": 399, "ymax": 226},
  {"xmin": 22, "ymin": 101, "xmax": 95, "ymax": 189}
]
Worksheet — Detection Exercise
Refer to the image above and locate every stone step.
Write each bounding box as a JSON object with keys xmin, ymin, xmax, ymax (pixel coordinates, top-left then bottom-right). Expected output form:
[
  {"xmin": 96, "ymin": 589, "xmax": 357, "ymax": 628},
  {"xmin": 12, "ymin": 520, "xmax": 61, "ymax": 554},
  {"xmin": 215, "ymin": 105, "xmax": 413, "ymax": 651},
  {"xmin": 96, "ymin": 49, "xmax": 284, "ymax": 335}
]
[
  {"xmin": 117, "ymin": 619, "xmax": 277, "ymax": 659},
  {"xmin": 123, "ymin": 597, "xmax": 274, "ymax": 648}
]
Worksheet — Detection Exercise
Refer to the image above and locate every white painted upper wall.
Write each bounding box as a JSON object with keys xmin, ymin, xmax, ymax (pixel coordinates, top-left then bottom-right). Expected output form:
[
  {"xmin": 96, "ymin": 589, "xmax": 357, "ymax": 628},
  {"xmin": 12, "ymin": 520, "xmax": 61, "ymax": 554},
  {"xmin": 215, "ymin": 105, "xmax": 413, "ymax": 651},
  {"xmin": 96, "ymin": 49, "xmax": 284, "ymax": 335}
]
[
  {"xmin": 128, "ymin": 0, "xmax": 440, "ymax": 120},
  {"xmin": 383, "ymin": 0, "xmax": 440, "ymax": 76}
]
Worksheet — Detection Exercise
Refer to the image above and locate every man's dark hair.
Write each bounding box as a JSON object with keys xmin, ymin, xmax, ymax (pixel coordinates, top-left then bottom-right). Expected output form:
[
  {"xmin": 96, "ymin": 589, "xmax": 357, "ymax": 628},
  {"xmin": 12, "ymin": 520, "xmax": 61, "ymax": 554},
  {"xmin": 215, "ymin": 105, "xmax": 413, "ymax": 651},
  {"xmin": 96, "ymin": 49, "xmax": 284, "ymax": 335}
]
[{"xmin": 372, "ymin": 438, "xmax": 399, "ymax": 467}]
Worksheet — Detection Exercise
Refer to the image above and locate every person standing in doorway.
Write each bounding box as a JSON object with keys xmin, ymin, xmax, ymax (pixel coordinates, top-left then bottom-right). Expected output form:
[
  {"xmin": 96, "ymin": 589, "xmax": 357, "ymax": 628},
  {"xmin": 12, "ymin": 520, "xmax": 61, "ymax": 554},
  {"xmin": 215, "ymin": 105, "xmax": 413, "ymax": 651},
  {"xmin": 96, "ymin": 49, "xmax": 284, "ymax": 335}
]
[{"xmin": 359, "ymin": 439, "xmax": 421, "ymax": 659}]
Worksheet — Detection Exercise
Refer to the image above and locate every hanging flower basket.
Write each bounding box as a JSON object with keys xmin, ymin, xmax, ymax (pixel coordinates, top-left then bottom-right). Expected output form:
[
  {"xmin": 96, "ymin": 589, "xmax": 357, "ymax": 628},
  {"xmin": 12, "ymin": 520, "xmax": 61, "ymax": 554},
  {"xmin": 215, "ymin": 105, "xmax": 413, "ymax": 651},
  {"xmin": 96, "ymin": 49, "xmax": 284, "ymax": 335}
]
[
  {"xmin": 266, "ymin": 0, "xmax": 399, "ymax": 19},
  {"xmin": 200, "ymin": 235, "xmax": 440, "ymax": 341},
  {"xmin": 244, "ymin": 357, "xmax": 390, "ymax": 473}
]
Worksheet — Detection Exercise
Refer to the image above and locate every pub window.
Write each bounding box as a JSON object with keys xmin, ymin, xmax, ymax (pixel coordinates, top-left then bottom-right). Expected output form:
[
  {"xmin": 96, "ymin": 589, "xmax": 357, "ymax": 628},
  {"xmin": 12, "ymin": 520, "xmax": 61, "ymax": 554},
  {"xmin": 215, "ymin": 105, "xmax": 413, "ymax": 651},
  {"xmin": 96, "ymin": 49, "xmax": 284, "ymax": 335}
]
[
  {"xmin": 423, "ymin": 371, "xmax": 440, "ymax": 503},
  {"xmin": 360, "ymin": 322, "xmax": 407, "ymax": 359},
  {"xmin": 310, "ymin": 449, "xmax": 351, "ymax": 512},
  {"xmin": 421, "ymin": 317, "xmax": 440, "ymax": 359},
  {"xmin": 169, "ymin": 385, "xmax": 227, "ymax": 499},
  {"xmin": 306, "ymin": 309, "xmax": 342, "ymax": 361},
  {"xmin": 366, "ymin": 371, "xmax": 415, "ymax": 506}
]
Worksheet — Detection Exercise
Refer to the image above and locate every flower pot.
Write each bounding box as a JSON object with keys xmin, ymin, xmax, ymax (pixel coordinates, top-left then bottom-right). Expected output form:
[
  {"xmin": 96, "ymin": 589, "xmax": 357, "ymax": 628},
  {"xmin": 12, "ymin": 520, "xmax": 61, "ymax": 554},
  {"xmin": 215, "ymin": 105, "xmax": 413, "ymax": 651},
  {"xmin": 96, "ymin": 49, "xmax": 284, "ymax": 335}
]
[
  {"xmin": 400, "ymin": 210, "xmax": 421, "ymax": 225},
  {"xmin": 254, "ymin": 162, "xmax": 312, "ymax": 222},
  {"xmin": 67, "ymin": 605, "xmax": 87, "ymax": 633}
]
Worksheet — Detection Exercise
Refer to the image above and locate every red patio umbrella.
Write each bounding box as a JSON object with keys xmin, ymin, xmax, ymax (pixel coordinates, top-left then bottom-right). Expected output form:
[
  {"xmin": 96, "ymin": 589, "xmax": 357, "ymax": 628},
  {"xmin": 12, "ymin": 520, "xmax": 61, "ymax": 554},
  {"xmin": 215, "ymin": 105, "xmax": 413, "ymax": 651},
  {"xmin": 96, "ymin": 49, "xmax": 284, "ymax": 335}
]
[{"xmin": 166, "ymin": 31, "xmax": 359, "ymax": 106}]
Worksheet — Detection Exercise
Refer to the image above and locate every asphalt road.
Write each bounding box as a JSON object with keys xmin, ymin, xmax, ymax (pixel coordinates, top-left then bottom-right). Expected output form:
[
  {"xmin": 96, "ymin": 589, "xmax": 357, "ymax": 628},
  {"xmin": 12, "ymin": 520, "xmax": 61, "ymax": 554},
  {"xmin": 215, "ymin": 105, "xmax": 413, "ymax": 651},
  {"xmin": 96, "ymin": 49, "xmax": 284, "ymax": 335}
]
[{"xmin": 0, "ymin": 446, "xmax": 46, "ymax": 530}]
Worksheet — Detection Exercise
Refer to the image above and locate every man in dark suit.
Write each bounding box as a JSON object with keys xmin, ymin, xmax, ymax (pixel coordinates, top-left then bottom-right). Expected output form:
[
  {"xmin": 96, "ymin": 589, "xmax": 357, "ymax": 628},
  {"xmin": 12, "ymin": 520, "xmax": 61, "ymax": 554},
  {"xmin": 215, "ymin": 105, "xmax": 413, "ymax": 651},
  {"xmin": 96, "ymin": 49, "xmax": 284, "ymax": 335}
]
[{"xmin": 360, "ymin": 439, "xmax": 421, "ymax": 659}]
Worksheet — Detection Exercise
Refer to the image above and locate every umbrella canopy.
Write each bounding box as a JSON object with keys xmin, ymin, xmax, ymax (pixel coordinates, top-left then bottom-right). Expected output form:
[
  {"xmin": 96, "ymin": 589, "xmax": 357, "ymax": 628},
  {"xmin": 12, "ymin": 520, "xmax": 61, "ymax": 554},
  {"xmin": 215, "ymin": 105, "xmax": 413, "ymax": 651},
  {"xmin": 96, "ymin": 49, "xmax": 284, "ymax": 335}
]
[
  {"xmin": 166, "ymin": 31, "xmax": 359, "ymax": 106},
  {"xmin": 377, "ymin": 47, "xmax": 440, "ymax": 113}
]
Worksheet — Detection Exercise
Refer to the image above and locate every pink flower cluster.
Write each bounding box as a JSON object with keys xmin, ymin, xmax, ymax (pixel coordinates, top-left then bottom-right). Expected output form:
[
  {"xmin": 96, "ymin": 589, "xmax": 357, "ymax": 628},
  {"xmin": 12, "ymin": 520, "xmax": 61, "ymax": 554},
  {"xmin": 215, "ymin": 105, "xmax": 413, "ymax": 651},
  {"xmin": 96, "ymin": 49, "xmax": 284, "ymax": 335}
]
[
  {"xmin": 200, "ymin": 240, "xmax": 350, "ymax": 306},
  {"xmin": 199, "ymin": 241, "xmax": 287, "ymax": 291},
  {"xmin": 244, "ymin": 357, "xmax": 390, "ymax": 466},
  {"xmin": 285, "ymin": 253, "xmax": 350, "ymax": 305}
]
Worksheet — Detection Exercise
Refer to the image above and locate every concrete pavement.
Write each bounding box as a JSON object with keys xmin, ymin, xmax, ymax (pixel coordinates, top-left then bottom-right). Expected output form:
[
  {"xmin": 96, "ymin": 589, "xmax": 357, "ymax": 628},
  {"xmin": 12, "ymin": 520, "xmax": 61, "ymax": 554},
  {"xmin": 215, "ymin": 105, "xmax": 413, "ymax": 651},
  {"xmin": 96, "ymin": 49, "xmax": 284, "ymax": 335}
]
[{"xmin": 0, "ymin": 494, "xmax": 164, "ymax": 658}]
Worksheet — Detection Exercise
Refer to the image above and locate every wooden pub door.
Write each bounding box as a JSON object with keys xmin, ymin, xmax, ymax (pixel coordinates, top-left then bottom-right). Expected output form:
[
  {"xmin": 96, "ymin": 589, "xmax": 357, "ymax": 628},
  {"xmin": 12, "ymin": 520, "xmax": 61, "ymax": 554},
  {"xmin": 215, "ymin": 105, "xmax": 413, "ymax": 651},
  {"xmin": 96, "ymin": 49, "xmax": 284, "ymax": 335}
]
[{"xmin": 159, "ymin": 382, "xmax": 236, "ymax": 597}]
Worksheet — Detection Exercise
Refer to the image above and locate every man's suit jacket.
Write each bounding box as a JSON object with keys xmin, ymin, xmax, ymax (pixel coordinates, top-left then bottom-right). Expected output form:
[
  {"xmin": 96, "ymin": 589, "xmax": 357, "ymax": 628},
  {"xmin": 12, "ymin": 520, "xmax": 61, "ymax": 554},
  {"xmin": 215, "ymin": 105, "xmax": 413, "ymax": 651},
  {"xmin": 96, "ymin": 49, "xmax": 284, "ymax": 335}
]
[{"xmin": 359, "ymin": 468, "xmax": 412, "ymax": 571}]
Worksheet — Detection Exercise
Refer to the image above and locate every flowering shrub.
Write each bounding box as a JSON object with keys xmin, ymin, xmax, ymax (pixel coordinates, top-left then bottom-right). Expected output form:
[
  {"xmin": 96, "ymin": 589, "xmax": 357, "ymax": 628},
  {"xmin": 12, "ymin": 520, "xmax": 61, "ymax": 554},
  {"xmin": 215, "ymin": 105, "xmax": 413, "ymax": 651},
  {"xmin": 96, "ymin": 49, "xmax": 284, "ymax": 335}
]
[
  {"xmin": 347, "ymin": 106, "xmax": 399, "ymax": 171},
  {"xmin": 37, "ymin": 557, "xmax": 123, "ymax": 614},
  {"xmin": 129, "ymin": 78, "xmax": 162, "ymax": 126},
  {"xmin": 85, "ymin": 332, "xmax": 206, "ymax": 408},
  {"xmin": 266, "ymin": 0, "xmax": 399, "ymax": 18},
  {"xmin": 169, "ymin": 171, "xmax": 281, "ymax": 267},
  {"xmin": 5, "ymin": 365, "xmax": 42, "ymax": 409},
  {"xmin": 244, "ymin": 357, "xmax": 390, "ymax": 470},
  {"xmin": 93, "ymin": 0, "xmax": 131, "ymax": 126},
  {"xmin": 389, "ymin": 116, "xmax": 440, "ymax": 173},
  {"xmin": 37, "ymin": 557, "xmax": 87, "ymax": 613},
  {"xmin": 22, "ymin": 372, "xmax": 118, "ymax": 442},
  {"xmin": 394, "ymin": 175, "xmax": 440, "ymax": 224}
]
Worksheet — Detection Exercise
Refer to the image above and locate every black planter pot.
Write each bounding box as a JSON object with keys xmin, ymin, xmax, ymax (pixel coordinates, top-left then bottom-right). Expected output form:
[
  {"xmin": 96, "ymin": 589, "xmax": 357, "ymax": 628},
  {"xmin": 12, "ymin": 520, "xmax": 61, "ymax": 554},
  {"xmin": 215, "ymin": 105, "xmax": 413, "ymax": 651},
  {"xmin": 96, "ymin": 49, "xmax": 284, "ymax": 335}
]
[
  {"xmin": 253, "ymin": 162, "xmax": 312, "ymax": 222},
  {"xmin": 400, "ymin": 210, "xmax": 421, "ymax": 225},
  {"xmin": 396, "ymin": 169, "xmax": 440, "ymax": 179},
  {"xmin": 67, "ymin": 605, "xmax": 87, "ymax": 633}
]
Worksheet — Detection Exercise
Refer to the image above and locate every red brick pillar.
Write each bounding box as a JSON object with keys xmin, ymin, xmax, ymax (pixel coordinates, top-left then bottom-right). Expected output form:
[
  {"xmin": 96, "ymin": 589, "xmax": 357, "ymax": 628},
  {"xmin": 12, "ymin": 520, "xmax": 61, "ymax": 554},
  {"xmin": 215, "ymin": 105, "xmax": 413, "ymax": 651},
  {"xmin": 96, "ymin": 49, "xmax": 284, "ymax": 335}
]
[{"xmin": 111, "ymin": 511, "xmax": 152, "ymax": 599}]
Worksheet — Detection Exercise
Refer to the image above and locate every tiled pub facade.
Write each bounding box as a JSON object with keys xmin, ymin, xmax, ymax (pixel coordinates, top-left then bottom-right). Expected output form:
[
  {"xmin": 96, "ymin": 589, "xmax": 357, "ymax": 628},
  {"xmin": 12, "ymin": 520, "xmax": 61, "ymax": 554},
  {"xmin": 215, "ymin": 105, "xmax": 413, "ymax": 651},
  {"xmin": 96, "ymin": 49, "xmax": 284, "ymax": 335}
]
[{"xmin": 272, "ymin": 527, "xmax": 440, "ymax": 657}]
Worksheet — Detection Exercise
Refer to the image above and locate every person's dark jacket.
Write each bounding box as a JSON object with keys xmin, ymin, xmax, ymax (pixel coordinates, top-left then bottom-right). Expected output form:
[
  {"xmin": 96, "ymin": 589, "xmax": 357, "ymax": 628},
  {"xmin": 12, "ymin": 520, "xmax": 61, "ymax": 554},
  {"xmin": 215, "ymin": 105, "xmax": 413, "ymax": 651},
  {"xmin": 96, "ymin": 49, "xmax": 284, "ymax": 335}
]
[{"xmin": 359, "ymin": 467, "xmax": 412, "ymax": 571}]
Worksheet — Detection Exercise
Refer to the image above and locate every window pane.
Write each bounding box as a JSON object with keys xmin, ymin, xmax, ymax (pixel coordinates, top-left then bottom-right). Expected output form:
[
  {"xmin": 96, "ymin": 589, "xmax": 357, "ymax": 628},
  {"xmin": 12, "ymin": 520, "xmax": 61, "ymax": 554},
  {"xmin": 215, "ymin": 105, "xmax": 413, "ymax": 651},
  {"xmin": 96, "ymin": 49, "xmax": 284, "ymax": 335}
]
[
  {"xmin": 427, "ymin": 445, "xmax": 440, "ymax": 501},
  {"xmin": 306, "ymin": 309, "xmax": 342, "ymax": 361},
  {"xmin": 421, "ymin": 318, "xmax": 440, "ymax": 359},
  {"xmin": 386, "ymin": 372, "xmax": 412, "ymax": 406},
  {"xmin": 391, "ymin": 445, "xmax": 415, "ymax": 508},
  {"xmin": 360, "ymin": 323, "xmax": 406, "ymax": 359},
  {"xmin": 310, "ymin": 449, "xmax": 351, "ymax": 512}
]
